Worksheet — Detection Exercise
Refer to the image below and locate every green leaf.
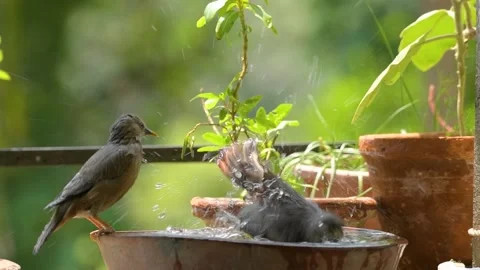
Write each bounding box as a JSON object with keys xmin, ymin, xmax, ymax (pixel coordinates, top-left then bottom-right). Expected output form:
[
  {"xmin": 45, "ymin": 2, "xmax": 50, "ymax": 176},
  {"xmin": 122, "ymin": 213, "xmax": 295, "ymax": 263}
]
[
  {"xmin": 460, "ymin": 1, "xmax": 477, "ymax": 30},
  {"xmin": 202, "ymin": 132, "xmax": 229, "ymax": 145},
  {"xmin": 399, "ymin": 9, "xmax": 456, "ymax": 72},
  {"xmin": 352, "ymin": 33, "xmax": 429, "ymax": 124},
  {"xmin": 267, "ymin": 103, "xmax": 293, "ymax": 125},
  {"xmin": 190, "ymin": 92, "xmax": 218, "ymax": 101},
  {"xmin": 204, "ymin": 0, "xmax": 228, "ymax": 22},
  {"xmin": 249, "ymin": 4, "xmax": 273, "ymax": 28},
  {"xmin": 204, "ymin": 97, "xmax": 220, "ymax": 110},
  {"xmin": 0, "ymin": 50, "xmax": 3, "ymax": 63},
  {"xmin": 246, "ymin": 119, "xmax": 266, "ymax": 134},
  {"xmin": 239, "ymin": 95, "xmax": 262, "ymax": 116},
  {"xmin": 266, "ymin": 120, "xmax": 300, "ymax": 138},
  {"xmin": 277, "ymin": 120, "xmax": 300, "ymax": 129},
  {"xmin": 215, "ymin": 10, "xmax": 239, "ymax": 40},
  {"xmin": 219, "ymin": 108, "xmax": 228, "ymax": 121},
  {"xmin": 197, "ymin": 145, "xmax": 224, "ymax": 152},
  {"xmin": 0, "ymin": 70, "xmax": 10, "ymax": 81},
  {"xmin": 256, "ymin": 107, "xmax": 276, "ymax": 128},
  {"xmin": 196, "ymin": 16, "xmax": 207, "ymax": 28}
]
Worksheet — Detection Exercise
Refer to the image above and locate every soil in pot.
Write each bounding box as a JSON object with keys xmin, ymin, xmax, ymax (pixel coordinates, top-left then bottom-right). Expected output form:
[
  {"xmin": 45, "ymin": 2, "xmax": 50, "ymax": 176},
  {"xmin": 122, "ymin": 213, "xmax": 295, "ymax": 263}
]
[{"xmin": 359, "ymin": 133, "xmax": 473, "ymax": 270}]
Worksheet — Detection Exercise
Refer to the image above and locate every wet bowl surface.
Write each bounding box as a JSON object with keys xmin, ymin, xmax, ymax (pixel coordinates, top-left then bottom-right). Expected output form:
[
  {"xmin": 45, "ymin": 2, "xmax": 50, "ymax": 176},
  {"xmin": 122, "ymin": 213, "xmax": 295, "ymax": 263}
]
[{"xmin": 94, "ymin": 227, "xmax": 407, "ymax": 270}]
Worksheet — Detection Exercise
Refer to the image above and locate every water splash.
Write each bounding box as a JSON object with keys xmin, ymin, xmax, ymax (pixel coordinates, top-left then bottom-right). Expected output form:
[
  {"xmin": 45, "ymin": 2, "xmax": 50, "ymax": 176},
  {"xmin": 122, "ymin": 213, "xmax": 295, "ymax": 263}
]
[
  {"xmin": 155, "ymin": 182, "xmax": 167, "ymax": 190},
  {"xmin": 160, "ymin": 227, "xmax": 402, "ymax": 247},
  {"xmin": 157, "ymin": 210, "xmax": 167, "ymax": 220}
]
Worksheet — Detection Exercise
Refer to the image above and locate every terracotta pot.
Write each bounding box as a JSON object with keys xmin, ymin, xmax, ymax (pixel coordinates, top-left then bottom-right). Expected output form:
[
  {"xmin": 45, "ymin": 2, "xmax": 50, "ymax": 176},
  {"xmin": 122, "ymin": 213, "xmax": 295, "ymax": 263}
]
[
  {"xmin": 294, "ymin": 165, "xmax": 381, "ymax": 230},
  {"xmin": 191, "ymin": 196, "xmax": 377, "ymax": 229},
  {"xmin": 93, "ymin": 228, "xmax": 408, "ymax": 270},
  {"xmin": 295, "ymin": 166, "xmax": 372, "ymax": 198},
  {"xmin": 359, "ymin": 133, "xmax": 473, "ymax": 269}
]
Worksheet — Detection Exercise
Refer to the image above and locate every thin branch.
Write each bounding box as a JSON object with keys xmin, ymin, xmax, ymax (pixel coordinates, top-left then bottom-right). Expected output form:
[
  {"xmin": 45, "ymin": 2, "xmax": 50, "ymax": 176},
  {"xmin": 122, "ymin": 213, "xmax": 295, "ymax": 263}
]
[
  {"xmin": 462, "ymin": 0, "xmax": 476, "ymax": 38},
  {"xmin": 229, "ymin": 0, "xmax": 249, "ymax": 142},
  {"xmin": 199, "ymin": 88, "xmax": 220, "ymax": 135},
  {"xmin": 232, "ymin": 0, "xmax": 249, "ymax": 98},
  {"xmin": 185, "ymin": 123, "xmax": 226, "ymax": 139},
  {"xmin": 452, "ymin": 0, "xmax": 467, "ymax": 135}
]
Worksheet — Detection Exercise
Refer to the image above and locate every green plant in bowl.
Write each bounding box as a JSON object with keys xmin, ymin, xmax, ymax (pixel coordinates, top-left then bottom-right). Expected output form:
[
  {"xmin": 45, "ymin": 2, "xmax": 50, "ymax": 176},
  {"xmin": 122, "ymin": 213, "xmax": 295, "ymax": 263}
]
[{"xmin": 181, "ymin": 0, "xmax": 299, "ymax": 184}]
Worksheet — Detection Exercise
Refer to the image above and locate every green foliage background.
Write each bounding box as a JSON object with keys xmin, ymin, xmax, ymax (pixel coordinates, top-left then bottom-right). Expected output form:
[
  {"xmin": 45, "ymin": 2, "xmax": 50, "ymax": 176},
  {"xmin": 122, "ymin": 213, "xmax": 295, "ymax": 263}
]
[{"xmin": 0, "ymin": 0, "xmax": 475, "ymax": 269}]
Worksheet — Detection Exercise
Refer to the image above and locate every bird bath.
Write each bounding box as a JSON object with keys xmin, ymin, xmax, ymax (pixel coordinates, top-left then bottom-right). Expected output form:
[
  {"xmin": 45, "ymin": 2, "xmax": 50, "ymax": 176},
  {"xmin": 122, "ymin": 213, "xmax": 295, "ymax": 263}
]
[{"xmin": 92, "ymin": 226, "xmax": 407, "ymax": 270}]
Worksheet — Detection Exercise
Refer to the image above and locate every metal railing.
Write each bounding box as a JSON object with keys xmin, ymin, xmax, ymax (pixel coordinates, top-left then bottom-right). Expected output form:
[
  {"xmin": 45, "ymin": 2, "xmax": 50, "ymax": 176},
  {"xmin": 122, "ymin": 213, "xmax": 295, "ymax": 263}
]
[{"xmin": 0, "ymin": 142, "xmax": 356, "ymax": 167}]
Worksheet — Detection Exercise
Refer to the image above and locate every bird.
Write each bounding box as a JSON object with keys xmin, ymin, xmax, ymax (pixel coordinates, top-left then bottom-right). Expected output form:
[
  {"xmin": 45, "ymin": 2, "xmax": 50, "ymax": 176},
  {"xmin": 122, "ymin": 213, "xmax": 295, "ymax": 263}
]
[
  {"xmin": 33, "ymin": 113, "xmax": 158, "ymax": 255},
  {"xmin": 216, "ymin": 139, "xmax": 344, "ymax": 243}
]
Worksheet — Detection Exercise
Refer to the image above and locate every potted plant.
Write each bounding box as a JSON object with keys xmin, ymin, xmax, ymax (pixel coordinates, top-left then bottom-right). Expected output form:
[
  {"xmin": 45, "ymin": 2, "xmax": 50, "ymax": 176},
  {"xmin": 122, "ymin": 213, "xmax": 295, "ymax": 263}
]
[
  {"xmin": 90, "ymin": 2, "xmax": 408, "ymax": 269},
  {"xmin": 280, "ymin": 137, "xmax": 381, "ymax": 230},
  {"xmin": 351, "ymin": 0, "xmax": 476, "ymax": 269},
  {"xmin": 183, "ymin": 0, "xmax": 379, "ymax": 230}
]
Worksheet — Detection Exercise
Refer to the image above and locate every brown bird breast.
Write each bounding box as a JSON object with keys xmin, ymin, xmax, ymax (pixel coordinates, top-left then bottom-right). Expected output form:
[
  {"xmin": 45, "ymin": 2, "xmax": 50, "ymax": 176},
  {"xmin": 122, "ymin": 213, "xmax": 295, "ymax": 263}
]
[{"xmin": 66, "ymin": 142, "xmax": 144, "ymax": 219}]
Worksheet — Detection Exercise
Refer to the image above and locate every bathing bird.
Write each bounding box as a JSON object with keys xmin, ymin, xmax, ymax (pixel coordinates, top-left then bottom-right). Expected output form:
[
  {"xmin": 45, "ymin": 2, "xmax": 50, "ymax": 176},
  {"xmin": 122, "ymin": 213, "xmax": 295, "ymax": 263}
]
[
  {"xmin": 216, "ymin": 139, "xmax": 344, "ymax": 243},
  {"xmin": 33, "ymin": 114, "xmax": 158, "ymax": 255}
]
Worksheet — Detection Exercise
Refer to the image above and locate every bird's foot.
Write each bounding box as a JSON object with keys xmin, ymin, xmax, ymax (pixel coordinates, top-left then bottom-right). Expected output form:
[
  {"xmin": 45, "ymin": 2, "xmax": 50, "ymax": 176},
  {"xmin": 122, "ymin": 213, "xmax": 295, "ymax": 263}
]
[{"xmin": 89, "ymin": 227, "xmax": 116, "ymax": 242}]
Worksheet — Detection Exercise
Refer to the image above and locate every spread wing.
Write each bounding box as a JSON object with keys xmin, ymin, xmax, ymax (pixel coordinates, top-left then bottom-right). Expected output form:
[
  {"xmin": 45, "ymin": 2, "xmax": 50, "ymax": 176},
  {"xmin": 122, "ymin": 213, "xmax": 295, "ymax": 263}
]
[{"xmin": 45, "ymin": 143, "xmax": 135, "ymax": 210}]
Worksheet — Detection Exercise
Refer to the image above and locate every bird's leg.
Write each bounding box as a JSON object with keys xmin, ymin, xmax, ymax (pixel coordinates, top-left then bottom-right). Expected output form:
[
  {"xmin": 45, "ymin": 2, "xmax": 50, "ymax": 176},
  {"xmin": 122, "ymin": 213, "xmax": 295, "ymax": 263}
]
[
  {"xmin": 88, "ymin": 216, "xmax": 115, "ymax": 242},
  {"xmin": 86, "ymin": 216, "xmax": 104, "ymax": 229}
]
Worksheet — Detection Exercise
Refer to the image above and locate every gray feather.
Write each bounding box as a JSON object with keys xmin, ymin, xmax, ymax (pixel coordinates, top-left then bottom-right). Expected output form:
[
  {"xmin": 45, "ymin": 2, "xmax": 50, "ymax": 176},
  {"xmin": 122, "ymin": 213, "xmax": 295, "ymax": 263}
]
[
  {"xmin": 33, "ymin": 202, "xmax": 70, "ymax": 254},
  {"xmin": 45, "ymin": 144, "xmax": 134, "ymax": 210}
]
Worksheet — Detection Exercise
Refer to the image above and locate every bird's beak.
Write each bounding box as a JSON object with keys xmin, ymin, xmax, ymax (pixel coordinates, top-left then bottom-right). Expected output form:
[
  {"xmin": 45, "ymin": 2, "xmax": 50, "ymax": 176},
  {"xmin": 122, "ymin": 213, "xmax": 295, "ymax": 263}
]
[{"xmin": 144, "ymin": 127, "xmax": 159, "ymax": 137}]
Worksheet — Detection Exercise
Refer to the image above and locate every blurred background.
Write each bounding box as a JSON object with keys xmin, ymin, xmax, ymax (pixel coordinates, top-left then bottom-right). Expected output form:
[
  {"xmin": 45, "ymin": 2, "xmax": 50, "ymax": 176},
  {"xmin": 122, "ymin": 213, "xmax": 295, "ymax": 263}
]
[{"xmin": 0, "ymin": 0, "xmax": 476, "ymax": 269}]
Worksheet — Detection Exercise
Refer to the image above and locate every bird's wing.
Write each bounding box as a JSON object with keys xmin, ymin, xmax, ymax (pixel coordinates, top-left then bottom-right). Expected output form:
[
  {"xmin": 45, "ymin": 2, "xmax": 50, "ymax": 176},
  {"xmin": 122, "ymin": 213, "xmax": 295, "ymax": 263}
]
[{"xmin": 45, "ymin": 144, "xmax": 135, "ymax": 210}]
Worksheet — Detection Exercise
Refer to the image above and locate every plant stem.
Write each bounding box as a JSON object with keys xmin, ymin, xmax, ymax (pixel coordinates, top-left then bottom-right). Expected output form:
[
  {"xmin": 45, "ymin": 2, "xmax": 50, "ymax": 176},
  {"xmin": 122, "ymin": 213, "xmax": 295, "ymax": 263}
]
[
  {"xmin": 365, "ymin": 0, "xmax": 421, "ymax": 124},
  {"xmin": 462, "ymin": 0, "xmax": 475, "ymax": 38},
  {"xmin": 452, "ymin": 0, "xmax": 467, "ymax": 135},
  {"xmin": 233, "ymin": 0, "xmax": 249, "ymax": 98},
  {"xmin": 229, "ymin": 0, "xmax": 249, "ymax": 141},
  {"xmin": 185, "ymin": 123, "xmax": 226, "ymax": 140},
  {"xmin": 199, "ymin": 88, "xmax": 221, "ymax": 135}
]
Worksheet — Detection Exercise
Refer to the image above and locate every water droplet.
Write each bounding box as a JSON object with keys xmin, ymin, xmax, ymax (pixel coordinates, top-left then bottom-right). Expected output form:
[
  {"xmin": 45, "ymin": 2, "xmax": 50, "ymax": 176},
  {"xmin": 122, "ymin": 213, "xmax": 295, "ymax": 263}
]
[
  {"xmin": 155, "ymin": 182, "xmax": 167, "ymax": 190},
  {"xmin": 152, "ymin": 204, "xmax": 160, "ymax": 212},
  {"xmin": 158, "ymin": 210, "xmax": 167, "ymax": 219}
]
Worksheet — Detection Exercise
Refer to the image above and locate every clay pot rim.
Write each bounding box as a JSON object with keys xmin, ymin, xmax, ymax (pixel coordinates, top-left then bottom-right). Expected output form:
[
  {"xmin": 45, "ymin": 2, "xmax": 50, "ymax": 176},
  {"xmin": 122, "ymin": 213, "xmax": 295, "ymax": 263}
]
[
  {"xmin": 360, "ymin": 132, "xmax": 473, "ymax": 140},
  {"xmin": 93, "ymin": 227, "xmax": 407, "ymax": 249},
  {"xmin": 295, "ymin": 165, "xmax": 369, "ymax": 177},
  {"xmin": 190, "ymin": 196, "xmax": 377, "ymax": 209}
]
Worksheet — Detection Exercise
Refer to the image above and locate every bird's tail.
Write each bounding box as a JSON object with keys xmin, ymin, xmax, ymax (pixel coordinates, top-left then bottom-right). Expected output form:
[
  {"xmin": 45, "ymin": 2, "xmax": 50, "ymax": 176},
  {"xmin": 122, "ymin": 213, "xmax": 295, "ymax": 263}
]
[
  {"xmin": 33, "ymin": 203, "xmax": 68, "ymax": 255},
  {"xmin": 217, "ymin": 139, "xmax": 266, "ymax": 187}
]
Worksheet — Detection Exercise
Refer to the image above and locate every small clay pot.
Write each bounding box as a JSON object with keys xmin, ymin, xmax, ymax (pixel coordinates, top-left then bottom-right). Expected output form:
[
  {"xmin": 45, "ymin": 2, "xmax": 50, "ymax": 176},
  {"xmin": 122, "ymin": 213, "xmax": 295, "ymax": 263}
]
[
  {"xmin": 295, "ymin": 166, "xmax": 372, "ymax": 198},
  {"xmin": 190, "ymin": 196, "xmax": 377, "ymax": 228},
  {"xmin": 294, "ymin": 165, "xmax": 381, "ymax": 230},
  {"xmin": 359, "ymin": 133, "xmax": 473, "ymax": 269}
]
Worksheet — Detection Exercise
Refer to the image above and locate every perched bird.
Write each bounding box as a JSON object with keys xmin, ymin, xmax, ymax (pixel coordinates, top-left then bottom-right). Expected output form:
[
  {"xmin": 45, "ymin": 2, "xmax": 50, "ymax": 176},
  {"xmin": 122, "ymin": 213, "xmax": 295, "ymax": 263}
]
[
  {"xmin": 217, "ymin": 139, "xmax": 344, "ymax": 243},
  {"xmin": 33, "ymin": 114, "xmax": 158, "ymax": 255}
]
